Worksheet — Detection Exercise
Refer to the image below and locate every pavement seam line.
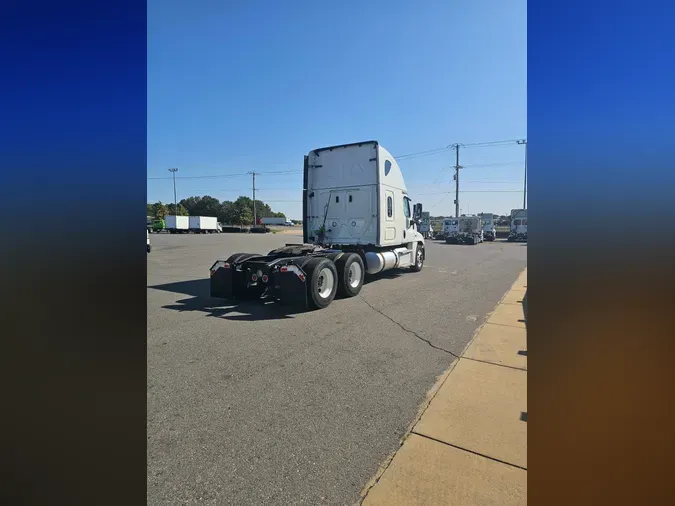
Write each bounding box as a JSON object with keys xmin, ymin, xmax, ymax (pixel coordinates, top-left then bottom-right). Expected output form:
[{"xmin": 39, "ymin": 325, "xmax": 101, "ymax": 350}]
[
  {"xmin": 410, "ymin": 431, "xmax": 528, "ymax": 471},
  {"xmin": 358, "ymin": 295, "xmax": 462, "ymax": 358},
  {"xmin": 357, "ymin": 267, "xmax": 527, "ymax": 505}
]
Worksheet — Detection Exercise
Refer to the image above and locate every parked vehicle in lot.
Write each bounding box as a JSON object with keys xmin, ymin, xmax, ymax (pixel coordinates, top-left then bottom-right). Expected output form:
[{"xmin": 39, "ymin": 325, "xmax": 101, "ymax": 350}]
[
  {"xmin": 418, "ymin": 212, "xmax": 434, "ymax": 239},
  {"xmin": 480, "ymin": 213, "xmax": 496, "ymax": 241},
  {"xmin": 446, "ymin": 215, "xmax": 483, "ymax": 245},
  {"xmin": 210, "ymin": 140, "xmax": 425, "ymax": 310},
  {"xmin": 166, "ymin": 215, "xmax": 189, "ymax": 234},
  {"xmin": 441, "ymin": 218, "xmax": 459, "ymax": 241},
  {"xmin": 151, "ymin": 219, "xmax": 166, "ymax": 233},
  {"xmin": 147, "ymin": 229, "xmax": 151, "ymax": 253},
  {"xmin": 261, "ymin": 217, "xmax": 292, "ymax": 226},
  {"xmin": 189, "ymin": 216, "xmax": 219, "ymax": 234},
  {"xmin": 508, "ymin": 209, "xmax": 527, "ymax": 242}
]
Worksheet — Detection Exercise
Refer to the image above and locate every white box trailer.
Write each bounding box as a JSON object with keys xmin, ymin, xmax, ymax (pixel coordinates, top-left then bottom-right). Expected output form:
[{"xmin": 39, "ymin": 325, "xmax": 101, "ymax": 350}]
[
  {"xmin": 189, "ymin": 216, "xmax": 219, "ymax": 233},
  {"xmin": 209, "ymin": 140, "xmax": 426, "ymax": 311},
  {"xmin": 261, "ymin": 217, "xmax": 287, "ymax": 226},
  {"xmin": 165, "ymin": 215, "xmax": 189, "ymax": 234}
]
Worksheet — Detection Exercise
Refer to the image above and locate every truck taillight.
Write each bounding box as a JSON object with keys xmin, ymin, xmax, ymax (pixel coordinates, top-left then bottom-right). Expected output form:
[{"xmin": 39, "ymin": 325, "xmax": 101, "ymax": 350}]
[{"xmin": 223, "ymin": 262, "xmax": 231, "ymax": 269}]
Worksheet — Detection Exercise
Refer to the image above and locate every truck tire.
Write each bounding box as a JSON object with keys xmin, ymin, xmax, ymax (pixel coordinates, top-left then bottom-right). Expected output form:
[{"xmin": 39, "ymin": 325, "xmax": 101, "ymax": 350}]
[
  {"xmin": 411, "ymin": 244, "xmax": 424, "ymax": 272},
  {"xmin": 335, "ymin": 253, "xmax": 365, "ymax": 298},
  {"xmin": 305, "ymin": 257, "xmax": 338, "ymax": 309}
]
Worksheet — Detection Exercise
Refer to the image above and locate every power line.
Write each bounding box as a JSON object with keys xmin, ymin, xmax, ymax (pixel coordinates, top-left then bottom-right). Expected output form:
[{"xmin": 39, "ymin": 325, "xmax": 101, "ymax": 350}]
[
  {"xmin": 147, "ymin": 140, "xmax": 526, "ymax": 180},
  {"xmin": 457, "ymin": 139, "xmax": 525, "ymax": 148},
  {"xmin": 147, "ymin": 169, "xmax": 302, "ymax": 180}
]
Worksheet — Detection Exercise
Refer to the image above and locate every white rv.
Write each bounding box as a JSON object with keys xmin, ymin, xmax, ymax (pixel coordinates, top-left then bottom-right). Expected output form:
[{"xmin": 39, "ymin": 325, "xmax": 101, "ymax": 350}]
[{"xmin": 209, "ymin": 141, "xmax": 425, "ymax": 310}]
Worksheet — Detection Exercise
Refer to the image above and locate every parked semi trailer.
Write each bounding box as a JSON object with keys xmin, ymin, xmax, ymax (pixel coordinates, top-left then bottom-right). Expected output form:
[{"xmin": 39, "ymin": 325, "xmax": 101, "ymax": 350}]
[
  {"xmin": 209, "ymin": 140, "xmax": 425, "ymax": 310},
  {"xmin": 261, "ymin": 217, "xmax": 293, "ymax": 226}
]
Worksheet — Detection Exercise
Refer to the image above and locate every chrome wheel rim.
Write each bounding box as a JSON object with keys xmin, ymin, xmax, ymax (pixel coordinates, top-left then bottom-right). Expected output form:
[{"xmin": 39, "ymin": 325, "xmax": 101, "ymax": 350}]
[
  {"xmin": 317, "ymin": 267, "xmax": 335, "ymax": 299},
  {"xmin": 416, "ymin": 249, "xmax": 423, "ymax": 267},
  {"xmin": 347, "ymin": 262, "xmax": 362, "ymax": 288}
]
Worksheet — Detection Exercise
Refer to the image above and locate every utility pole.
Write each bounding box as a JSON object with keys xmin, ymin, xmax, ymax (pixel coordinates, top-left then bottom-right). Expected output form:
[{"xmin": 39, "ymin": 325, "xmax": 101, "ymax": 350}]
[
  {"xmin": 248, "ymin": 171, "xmax": 257, "ymax": 225},
  {"xmin": 168, "ymin": 168, "xmax": 178, "ymax": 214},
  {"xmin": 517, "ymin": 139, "xmax": 527, "ymax": 209},
  {"xmin": 451, "ymin": 144, "xmax": 463, "ymax": 218}
]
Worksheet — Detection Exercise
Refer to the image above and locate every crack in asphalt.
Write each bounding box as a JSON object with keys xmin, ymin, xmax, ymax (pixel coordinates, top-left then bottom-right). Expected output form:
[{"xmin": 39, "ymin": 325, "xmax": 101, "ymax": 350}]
[{"xmin": 358, "ymin": 295, "xmax": 461, "ymax": 359}]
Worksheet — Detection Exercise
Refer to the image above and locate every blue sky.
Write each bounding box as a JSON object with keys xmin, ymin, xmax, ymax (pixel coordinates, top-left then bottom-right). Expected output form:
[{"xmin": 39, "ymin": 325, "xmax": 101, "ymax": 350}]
[{"xmin": 148, "ymin": 0, "xmax": 526, "ymax": 219}]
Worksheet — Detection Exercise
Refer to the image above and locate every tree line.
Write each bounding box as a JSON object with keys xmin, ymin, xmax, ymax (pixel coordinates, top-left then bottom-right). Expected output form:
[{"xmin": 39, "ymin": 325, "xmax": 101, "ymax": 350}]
[{"xmin": 147, "ymin": 195, "xmax": 287, "ymax": 226}]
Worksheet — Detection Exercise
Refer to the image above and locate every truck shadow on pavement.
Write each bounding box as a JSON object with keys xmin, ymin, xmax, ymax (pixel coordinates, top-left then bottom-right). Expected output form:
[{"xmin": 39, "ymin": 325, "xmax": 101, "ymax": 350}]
[
  {"xmin": 363, "ymin": 270, "xmax": 404, "ymax": 285},
  {"xmin": 150, "ymin": 279, "xmax": 301, "ymax": 321}
]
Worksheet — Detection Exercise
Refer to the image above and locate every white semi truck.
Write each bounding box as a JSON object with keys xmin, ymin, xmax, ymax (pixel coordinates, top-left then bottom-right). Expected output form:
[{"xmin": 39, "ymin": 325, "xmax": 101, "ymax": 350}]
[
  {"xmin": 480, "ymin": 213, "xmax": 496, "ymax": 241},
  {"xmin": 441, "ymin": 218, "xmax": 458, "ymax": 241},
  {"xmin": 210, "ymin": 140, "xmax": 425, "ymax": 310},
  {"xmin": 508, "ymin": 209, "xmax": 527, "ymax": 242},
  {"xmin": 446, "ymin": 215, "xmax": 483, "ymax": 245}
]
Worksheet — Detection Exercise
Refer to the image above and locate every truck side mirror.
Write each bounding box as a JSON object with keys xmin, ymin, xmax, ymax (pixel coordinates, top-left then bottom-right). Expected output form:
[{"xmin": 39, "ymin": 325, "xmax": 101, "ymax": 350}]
[{"xmin": 413, "ymin": 203, "xmax": 423, "ymax": 220}]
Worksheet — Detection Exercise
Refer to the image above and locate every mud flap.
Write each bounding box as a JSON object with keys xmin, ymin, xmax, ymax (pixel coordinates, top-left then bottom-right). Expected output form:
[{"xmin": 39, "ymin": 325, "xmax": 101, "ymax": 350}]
[
  {"xmin": 277, "ymin": 271, "xmax": 308, "ymax": 308},
  {"xmin": 210, "ymin": 266, "xmax": 234, "ymax": 299}
]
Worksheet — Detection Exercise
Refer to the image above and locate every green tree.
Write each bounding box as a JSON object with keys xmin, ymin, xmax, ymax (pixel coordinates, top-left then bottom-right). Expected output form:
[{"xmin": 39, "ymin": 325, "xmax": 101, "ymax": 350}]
[
  {"xmin": 193, "ymin": 195, "xmax": 221, "ymax": 217},
  {"xmin": 221, "ymin": 200, "xmax": 253, "ymax": 226},
  {"xmin": 167, "ymin": 203, "xmax": 189, "ymax": 216},
  {"xmin": 151, "ymin": 201, "xmax": 169, "ymax": 220},
  {"xmin": 179, "ymin": 196, "xmax": 202, "ymax": 215}
]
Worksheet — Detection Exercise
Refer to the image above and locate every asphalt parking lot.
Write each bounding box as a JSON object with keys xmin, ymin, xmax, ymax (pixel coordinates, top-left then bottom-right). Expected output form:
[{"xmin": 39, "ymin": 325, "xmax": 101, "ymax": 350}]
[{"xmin": 147, "ymin": 232, "xmax": 527, "ymax": 505}]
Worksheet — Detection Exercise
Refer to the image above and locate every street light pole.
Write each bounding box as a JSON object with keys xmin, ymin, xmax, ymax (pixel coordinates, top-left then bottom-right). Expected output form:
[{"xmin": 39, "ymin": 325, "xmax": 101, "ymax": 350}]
[
  {"xmin": 517, "ymin": 140, "xmax": 527, "ymax": 209},
  {"xmin": 168, "ymin": 168, "xmax": 178, "ymax": 213}
]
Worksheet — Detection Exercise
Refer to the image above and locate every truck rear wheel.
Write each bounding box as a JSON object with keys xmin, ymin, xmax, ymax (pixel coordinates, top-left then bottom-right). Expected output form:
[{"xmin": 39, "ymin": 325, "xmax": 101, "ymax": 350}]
[
  {"xmin": 335, "ymin": 253, "xmax": 365, "ymax": 298},
  {"xmin": 305, "ymin": 257, "xmax": 338, "ymax": 309}
]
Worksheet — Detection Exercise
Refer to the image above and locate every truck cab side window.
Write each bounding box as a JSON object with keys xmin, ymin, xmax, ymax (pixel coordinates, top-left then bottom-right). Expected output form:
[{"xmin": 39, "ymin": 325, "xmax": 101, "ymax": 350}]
[
  {"xmin": 387, "ymin": 196, "xmax": 393, "ymax": 217},
  {"xmin": 403, "ymin": 198, "xmax": 410, "ymax": 218}
]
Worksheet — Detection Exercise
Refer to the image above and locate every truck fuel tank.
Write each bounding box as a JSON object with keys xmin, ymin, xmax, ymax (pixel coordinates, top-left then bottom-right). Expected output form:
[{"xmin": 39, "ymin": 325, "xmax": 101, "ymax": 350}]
[{"xmin": 364, "ymin": 250, "xmax": 398, "ymax": 275}]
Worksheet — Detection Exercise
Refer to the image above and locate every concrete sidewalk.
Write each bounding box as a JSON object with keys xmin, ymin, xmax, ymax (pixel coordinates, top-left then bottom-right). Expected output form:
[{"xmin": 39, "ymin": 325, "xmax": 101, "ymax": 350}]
[{"xmin": 361, "ymin": 269, "xmax": 527, "ymax": 505}]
